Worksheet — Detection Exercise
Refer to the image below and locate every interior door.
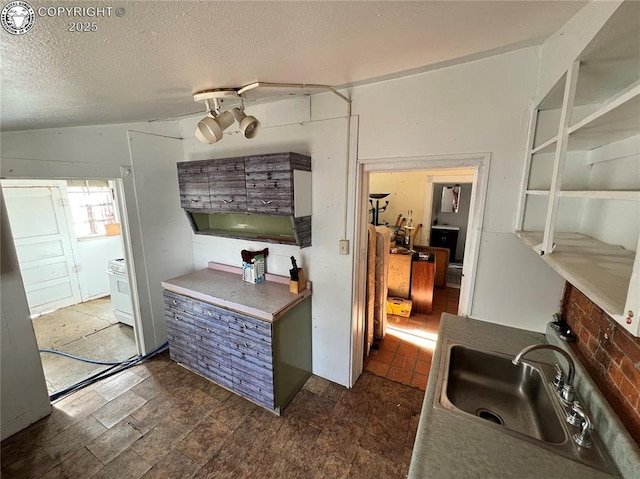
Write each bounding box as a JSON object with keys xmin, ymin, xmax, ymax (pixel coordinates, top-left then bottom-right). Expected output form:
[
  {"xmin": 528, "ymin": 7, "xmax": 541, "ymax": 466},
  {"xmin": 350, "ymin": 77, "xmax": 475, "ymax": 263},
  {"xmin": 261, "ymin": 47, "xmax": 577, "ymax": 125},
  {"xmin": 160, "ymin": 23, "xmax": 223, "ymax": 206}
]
[{"xmin": 2, "ymin": 184, "xmax": 83, "ymax": 315}]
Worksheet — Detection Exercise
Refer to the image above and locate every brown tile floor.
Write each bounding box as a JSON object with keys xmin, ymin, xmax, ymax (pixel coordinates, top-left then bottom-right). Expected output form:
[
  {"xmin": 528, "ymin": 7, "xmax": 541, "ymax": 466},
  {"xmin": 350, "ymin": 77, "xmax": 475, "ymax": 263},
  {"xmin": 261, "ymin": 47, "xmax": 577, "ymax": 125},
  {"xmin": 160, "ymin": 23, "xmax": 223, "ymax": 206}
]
[
  {"xmin": 364, "ymin": 287, "xmax": 460, "ymax": 390},
  {"xmin": 1, "ymin": 351, "xmax": 424, "ymax": 479}
]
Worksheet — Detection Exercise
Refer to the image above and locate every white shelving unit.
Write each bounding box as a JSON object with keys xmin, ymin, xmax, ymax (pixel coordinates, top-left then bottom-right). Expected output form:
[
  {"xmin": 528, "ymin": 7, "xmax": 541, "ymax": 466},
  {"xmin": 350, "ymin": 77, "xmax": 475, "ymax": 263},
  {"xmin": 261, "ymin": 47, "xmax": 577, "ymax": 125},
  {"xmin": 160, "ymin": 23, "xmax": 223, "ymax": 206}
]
[{"xmin": 516, "ymin": 2, "xmax": 640, "ymax": 336}]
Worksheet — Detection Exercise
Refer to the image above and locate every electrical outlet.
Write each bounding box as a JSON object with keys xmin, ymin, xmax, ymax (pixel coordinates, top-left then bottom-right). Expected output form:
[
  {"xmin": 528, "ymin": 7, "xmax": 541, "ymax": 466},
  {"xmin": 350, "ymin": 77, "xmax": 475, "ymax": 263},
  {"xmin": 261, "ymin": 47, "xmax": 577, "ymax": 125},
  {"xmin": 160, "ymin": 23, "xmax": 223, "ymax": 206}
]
[{"xmin": 339, "ymin": 239, "xmax": 350, "ymax": 255}]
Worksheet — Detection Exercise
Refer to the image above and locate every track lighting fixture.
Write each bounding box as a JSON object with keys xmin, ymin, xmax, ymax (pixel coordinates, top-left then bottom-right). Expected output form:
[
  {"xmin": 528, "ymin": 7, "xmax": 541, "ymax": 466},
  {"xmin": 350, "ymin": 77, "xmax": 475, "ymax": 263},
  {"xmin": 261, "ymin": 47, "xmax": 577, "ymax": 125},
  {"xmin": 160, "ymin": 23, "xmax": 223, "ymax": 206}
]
[
  {"xmin": 192, "ymin": 82, "xmax": 353, "ymax": 145},
  {"xmin": 230, "ymin": 108, "xmax": 260, "ymax": 139},
  {"xmin": 193, "ymin": 89, "xmax": 260, "ymax": 144}
]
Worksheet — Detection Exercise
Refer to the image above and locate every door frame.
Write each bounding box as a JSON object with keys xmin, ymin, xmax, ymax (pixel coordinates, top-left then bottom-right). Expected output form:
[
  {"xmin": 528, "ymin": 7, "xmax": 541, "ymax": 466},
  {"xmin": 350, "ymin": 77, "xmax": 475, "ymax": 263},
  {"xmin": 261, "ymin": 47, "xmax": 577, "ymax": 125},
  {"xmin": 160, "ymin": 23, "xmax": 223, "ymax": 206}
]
[
  {"xmin": 0, "ymin": 176, "xmax": 142, "ymax": 355},
  {"xmin": 350, "ymin": 153, "xmax": 491, "ymax": 386}
]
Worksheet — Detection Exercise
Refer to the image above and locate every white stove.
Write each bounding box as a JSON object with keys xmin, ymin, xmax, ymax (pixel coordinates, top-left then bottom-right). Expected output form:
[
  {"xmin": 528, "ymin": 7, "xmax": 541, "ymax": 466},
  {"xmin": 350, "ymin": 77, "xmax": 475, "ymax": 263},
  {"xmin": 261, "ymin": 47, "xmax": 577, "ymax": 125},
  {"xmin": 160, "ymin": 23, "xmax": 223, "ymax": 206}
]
[
  {"xmin": 107, "ymin": 258, "xmax": 134, "ymax": 327},
  {"xmin": 107, "ymin": 258, "xmax": 127, "ymax": 274}
]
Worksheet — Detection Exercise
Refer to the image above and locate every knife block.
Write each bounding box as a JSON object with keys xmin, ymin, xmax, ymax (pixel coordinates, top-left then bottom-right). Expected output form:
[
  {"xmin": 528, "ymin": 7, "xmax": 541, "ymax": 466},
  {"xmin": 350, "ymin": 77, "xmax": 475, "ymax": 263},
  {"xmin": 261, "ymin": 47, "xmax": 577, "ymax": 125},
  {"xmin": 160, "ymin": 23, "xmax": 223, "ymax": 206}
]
[{"xmin": 289, "ymin": 268, "xmax": 306, "ymax": 294}]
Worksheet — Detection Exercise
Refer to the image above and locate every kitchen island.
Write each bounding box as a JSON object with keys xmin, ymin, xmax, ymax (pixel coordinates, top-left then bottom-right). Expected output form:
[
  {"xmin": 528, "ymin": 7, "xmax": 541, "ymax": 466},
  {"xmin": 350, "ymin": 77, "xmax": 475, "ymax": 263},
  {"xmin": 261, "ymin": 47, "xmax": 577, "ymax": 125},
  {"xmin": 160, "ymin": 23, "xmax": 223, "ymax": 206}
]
[{"xmin": 161, "ymin": 263, "xmax": 312, "ymax": 414}]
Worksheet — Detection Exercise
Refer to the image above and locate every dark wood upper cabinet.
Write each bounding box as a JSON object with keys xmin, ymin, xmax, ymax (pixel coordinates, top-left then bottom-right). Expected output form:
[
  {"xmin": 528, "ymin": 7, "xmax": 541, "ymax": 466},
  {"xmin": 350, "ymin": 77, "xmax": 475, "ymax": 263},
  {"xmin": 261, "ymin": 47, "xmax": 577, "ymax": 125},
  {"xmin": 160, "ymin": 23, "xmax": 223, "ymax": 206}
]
[
  {"xmin": 178, "ymin": 160, "xmax": 212, "ymax": 210},
  {"xmin": 177, "ymin": 152, "xmax": 312, "ymax": 248},
  {"xmin": 209, "ymin": 156, "xmax": 247, "ymax": 213}
]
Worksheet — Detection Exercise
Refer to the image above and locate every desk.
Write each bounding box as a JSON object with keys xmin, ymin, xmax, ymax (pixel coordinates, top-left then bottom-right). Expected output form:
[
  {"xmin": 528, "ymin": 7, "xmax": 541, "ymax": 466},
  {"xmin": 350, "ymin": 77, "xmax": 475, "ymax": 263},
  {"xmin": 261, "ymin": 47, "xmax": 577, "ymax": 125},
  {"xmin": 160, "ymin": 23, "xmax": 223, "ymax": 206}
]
[{"xmin": 411, "ymin": 259, "xmax": 435, "ymax": 314}]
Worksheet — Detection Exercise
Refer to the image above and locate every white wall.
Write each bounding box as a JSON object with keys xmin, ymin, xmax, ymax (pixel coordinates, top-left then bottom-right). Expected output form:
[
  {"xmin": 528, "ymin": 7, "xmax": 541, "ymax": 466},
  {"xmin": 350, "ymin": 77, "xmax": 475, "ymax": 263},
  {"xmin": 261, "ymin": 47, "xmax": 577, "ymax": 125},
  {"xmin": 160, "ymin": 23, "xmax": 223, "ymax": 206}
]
[
  {"xmin": 369, "ymin": 171, "xmax": 430, "ymax": 245},
  {"xmin": 0, "ymin": 121, "xmax": 194, "ymax": 355},
  {"xmin": 1, "ymin": 189, "xmax": 51, "ymax": 440},
  {"xmin": 77, "ymin": 236, "xmax": 123, "ymax": 299},
  {"xmin": 182, "ymin": 98, "xmax": 355, "ymax": 386},
  {"xmin": 179, "ymin": 47, "xmax": 574, "ymax": 387},
  {"xmin": 354, "ymin": 47, "xmax": 566, "ymax": 330}
]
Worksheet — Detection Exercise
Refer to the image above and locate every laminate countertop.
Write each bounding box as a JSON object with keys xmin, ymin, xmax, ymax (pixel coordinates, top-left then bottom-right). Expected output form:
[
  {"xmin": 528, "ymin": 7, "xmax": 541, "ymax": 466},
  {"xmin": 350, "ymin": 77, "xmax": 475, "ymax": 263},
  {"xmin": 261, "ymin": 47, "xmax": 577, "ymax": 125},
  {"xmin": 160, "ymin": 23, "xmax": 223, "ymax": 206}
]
[
  {"xmin": 161, "ymin": 265, "xmax": 311, "ymax": 322},
  {"xmin": 408, "ymin": 314, "xmax": 639, "ymax": 479}
]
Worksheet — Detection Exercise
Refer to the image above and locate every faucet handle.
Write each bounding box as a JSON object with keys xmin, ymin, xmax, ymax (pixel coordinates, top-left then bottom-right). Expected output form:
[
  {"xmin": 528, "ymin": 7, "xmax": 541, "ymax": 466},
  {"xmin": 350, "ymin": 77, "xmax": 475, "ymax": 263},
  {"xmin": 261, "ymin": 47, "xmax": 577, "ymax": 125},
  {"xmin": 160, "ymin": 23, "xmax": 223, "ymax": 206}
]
[
  {"xmin": 553, "ymin": 364, "xmax": 565, "ymax": 389},
  {"xmin": 566, "ymin": 401, "xmax": 583, "ymax": 426},
  {"xmin": 570, "ymin": 403, "xmax": 594, "ymax": 448}
]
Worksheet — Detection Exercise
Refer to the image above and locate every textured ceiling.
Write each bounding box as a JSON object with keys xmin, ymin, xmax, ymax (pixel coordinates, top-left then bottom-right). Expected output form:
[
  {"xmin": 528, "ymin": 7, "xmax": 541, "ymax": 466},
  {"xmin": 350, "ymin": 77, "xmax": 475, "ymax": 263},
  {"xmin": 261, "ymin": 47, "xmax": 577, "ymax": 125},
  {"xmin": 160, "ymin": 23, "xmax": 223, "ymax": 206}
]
[{"xmin": 0, "ymin": 1, "xmax": 586, "ymax": 131}]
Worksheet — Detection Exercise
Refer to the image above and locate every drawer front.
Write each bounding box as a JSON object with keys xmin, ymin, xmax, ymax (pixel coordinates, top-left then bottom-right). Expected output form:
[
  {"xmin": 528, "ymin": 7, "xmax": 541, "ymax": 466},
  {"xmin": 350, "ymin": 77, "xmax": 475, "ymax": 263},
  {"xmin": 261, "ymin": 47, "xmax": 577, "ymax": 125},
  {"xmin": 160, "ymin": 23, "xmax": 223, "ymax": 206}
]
[
  {"xmin": 232, "ymin": 360, "xmax": 274, "ymax": 408},
  {"xmin": 227, "ymin": 313, "xmax": 272, "ymax": 341},
  {"xmin": 166, "ymin": 321, "xmax": 195, "ymax": 350},
  {"xmin": 228, "ymin": 331, "xmax": 273, "ymax": 366},
  {"xmin": 166, "ymin": 325, "xmax": 196, "ymax": 367},
  {"xmin": 165, "ymin": 307, "xmax": 196, "ymax": 330},
  {"xmin": 163, "ymin": 291, "xmax": 197, "ymax": 316},
  {"xmin": 195, "ymin": 353, "xmax": 234, "ymax": 389},
  {"xmin": 190, "ymin": 299, "xmax": 226, "ymax": 323},
  {"xmin": 194, "ymin": 325, "xmax": 230, "ymax": 359},
  {"xmin": 233, "ymin": 379, "xmax": 274, "ymax": 409}
]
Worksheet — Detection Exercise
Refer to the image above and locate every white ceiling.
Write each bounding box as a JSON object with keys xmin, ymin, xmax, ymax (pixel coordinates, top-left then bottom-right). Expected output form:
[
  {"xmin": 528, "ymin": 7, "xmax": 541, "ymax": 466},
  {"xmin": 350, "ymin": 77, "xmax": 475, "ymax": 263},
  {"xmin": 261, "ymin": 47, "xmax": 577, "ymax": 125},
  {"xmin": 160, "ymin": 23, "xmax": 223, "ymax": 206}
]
[{"xmin": 1, "ymin": 1, "xmax": 587, "ymax": 131}]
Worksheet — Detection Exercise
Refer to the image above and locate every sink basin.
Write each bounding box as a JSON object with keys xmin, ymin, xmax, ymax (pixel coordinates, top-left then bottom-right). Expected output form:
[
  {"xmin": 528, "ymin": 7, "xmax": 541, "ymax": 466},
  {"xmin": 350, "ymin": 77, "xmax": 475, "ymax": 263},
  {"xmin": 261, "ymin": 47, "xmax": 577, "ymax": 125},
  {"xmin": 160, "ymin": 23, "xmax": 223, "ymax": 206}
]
[
  {"xmin": 441, "ymin": 345, "xmax": 566, "ymax": 444},
  {"xmin": 435, "ymin": 343, "xmax": 620, "ymax": 476}
]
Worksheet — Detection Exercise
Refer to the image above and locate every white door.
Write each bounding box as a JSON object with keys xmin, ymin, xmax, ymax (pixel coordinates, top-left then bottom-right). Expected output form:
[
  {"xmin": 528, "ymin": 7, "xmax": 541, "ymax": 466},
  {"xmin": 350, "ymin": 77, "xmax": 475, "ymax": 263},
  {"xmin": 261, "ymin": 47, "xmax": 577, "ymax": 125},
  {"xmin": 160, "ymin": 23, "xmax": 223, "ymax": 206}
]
[{"xmin": 2, "ymin": 184, "xmax": 83, "ymax": 315}]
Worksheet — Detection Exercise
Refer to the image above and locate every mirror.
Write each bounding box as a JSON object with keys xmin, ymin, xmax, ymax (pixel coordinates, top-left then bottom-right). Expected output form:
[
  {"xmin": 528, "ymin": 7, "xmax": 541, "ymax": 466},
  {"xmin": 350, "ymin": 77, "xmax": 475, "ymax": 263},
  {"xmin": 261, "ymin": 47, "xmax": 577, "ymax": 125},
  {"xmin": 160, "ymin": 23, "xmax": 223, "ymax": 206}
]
[{"xmin": 441, "ymin": 185, "xmax": 461, "ymax": 213}]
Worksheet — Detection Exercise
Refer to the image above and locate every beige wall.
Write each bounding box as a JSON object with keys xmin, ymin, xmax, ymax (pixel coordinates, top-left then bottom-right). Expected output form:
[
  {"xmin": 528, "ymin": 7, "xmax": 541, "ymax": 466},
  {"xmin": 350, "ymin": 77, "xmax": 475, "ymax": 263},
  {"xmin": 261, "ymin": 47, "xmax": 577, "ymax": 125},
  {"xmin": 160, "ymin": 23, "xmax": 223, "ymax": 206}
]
[
  {"xmin": 369, "ymin": 171, "xmax": 427, "ymax": 240},
  {"xmin": 369, "ymin": 169, "xmax": 475, "ymax": 245}
]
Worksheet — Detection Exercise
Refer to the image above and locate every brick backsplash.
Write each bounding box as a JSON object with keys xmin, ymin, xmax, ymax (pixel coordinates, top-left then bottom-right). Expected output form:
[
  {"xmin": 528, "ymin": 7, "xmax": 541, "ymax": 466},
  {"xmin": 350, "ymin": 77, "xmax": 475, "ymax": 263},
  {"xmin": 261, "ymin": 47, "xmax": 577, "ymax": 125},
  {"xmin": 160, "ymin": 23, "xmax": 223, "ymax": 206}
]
[{"xmin": 561, "ymin": 283, "xmax": 640, "ymax": 446}]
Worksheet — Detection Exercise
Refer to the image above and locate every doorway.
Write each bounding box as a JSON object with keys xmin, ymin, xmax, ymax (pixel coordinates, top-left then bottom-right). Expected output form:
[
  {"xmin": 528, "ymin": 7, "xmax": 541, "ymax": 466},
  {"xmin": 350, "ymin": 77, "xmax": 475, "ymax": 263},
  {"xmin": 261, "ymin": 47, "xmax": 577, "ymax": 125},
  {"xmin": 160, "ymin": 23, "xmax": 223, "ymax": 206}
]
[
  {"xmin": 1, "ymin": 179, "xmax": 139, "ymax": 396},
  {"xmin": 351, "ymin": 154, "xmax": 490, "ymax": 386}
]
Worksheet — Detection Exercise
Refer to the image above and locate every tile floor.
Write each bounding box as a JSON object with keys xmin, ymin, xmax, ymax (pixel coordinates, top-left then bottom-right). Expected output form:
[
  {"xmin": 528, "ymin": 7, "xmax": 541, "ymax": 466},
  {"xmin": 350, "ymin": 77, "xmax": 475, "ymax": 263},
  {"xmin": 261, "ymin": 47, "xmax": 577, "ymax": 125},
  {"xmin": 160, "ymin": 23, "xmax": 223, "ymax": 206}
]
[
  {"xmin": 32, "ymin": 298, "xmax": 138, "ymax": 394},
  {"xmin": 364, "ymin": 287, "xmax": 459, "ymax": 390},
  {"xmin": 1, "ymin": 350, "xmax": 424, "ymax": 479}
]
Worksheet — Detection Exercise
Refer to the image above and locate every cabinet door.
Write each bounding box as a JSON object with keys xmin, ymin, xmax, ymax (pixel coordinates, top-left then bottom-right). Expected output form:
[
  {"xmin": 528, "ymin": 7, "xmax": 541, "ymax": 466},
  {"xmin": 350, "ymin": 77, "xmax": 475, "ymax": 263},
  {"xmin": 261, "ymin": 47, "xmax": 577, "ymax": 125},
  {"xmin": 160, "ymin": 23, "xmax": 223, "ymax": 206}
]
[
  {"xmin": 227, "ymin": 312, "xmax": 275, "ymax": 408},
  {"xmin": 192, "ymin": 302, "xmax": 234, "ymax": 388},
  {"xmin": 431, "ymin": 229, "xmax": 458, "ymax": 260},
  {"xmin": 163, "ymin": 292, "xmax": 198, "ymax": 369},
  {"xmin": 245, "ymin": 155, "xmax": 294, "ymax": 215},
  {"xmin": 177, "ymin": 161, "xmax": 212, "ymax": 210},
  {"xmin": 209, "ymin": 157, "xmax": 247, "ymax": 213}
]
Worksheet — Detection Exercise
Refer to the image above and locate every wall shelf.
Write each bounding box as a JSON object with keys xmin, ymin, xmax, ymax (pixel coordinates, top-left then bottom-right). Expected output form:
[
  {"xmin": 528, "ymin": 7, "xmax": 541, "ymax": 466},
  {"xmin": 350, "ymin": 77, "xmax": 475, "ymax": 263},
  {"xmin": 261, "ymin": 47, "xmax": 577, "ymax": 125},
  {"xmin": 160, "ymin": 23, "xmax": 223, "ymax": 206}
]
[
  {"xmin": 568, "ymin": 87, "xmax": 640, "ymax": 151},
  {"xmin": 516, "ymin": 231, "xmax": 635, "ymax": 320},
  {"xmin": 516, "ymin": 2, "xmax": 640, "ymax": 336},
  {"xmin": 525, "ymin": 190, "xmax": 551, "ymax": 196},
  {"xmin": 557, "ymin": 190, "xmax": 640, "ymax": 201}
]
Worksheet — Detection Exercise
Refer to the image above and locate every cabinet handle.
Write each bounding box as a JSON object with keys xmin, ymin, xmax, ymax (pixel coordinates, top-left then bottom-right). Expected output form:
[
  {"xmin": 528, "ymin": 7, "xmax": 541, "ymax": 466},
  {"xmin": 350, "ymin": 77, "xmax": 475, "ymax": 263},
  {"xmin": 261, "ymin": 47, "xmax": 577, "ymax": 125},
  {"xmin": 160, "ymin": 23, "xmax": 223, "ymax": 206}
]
[
  {"xmin": 261, "ymin": 200, "xmax": 272, "ymax": 205},
  {"xmin": 191, "ymin": 199, "xmax": 199, "ymax": 203},
  {"xmin": 172, "ymin": 300, "xmax": 178, "ymax": 306},
  {"xmin": 207, "ymin": 310, "xmax": 212, "ymax": 316},
  {"xmin": 223, "ymin": 199, "xmax": 233, "ymax": 204}
]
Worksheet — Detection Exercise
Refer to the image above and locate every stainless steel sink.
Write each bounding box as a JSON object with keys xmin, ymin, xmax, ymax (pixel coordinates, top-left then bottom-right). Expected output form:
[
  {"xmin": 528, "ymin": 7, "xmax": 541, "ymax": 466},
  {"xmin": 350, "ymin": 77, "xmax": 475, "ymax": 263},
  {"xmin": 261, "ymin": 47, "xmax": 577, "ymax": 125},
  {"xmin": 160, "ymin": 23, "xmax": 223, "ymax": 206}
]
[
  {"xmin": 443, "ymin": 344, "xmax": 566, "ymax": 444},
  {"xmin": 434, "ymin": 342, "xmax": 620, "ymax": 476}
]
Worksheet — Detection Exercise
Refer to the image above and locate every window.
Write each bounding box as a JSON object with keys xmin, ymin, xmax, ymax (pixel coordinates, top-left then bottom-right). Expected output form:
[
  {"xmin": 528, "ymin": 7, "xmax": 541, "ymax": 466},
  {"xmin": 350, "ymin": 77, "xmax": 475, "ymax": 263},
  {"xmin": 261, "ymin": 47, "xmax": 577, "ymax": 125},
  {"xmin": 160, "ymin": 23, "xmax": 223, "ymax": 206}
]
[{"xmin": 66, "ymin": 180, "xmax": 118, "ymax": 238}]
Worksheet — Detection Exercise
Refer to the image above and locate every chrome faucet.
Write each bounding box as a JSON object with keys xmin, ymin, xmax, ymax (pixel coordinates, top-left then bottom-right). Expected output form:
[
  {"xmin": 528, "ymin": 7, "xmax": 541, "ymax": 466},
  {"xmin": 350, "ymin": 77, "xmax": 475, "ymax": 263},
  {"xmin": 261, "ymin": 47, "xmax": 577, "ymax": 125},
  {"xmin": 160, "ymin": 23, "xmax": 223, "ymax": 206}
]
[{"xmin": 512, "ymin": 344, "xmax": 576, "ymax": 404}]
